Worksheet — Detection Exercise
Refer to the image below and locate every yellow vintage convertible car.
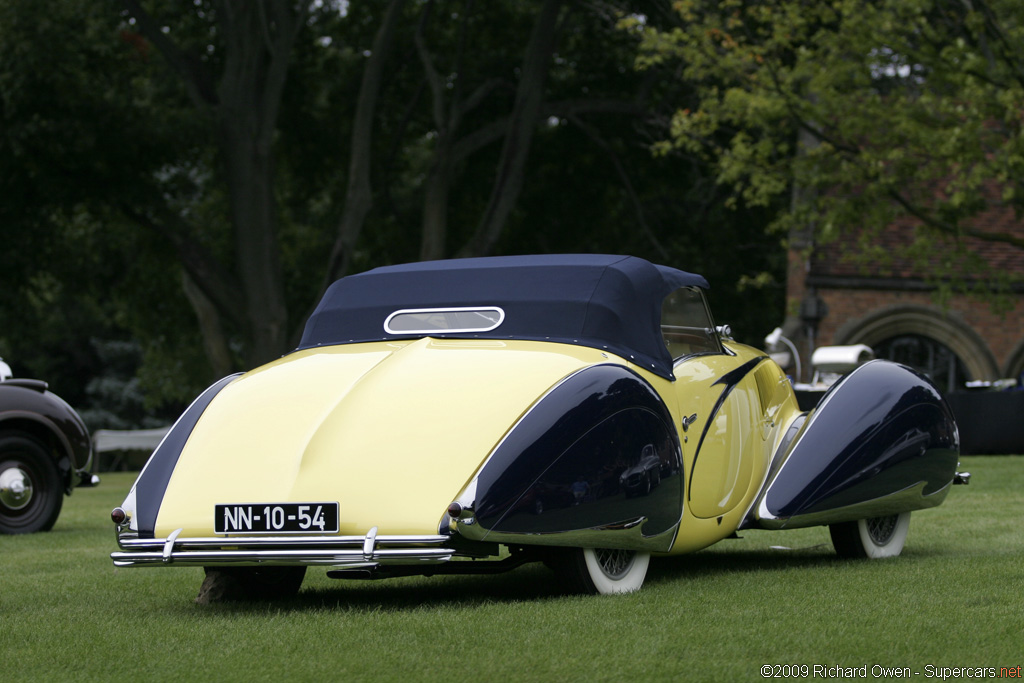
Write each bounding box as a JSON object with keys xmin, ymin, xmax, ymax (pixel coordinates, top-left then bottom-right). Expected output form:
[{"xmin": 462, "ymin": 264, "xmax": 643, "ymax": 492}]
[{"xmin": 110, "ymin": 255, "xmax": 964, "ymax": 597}]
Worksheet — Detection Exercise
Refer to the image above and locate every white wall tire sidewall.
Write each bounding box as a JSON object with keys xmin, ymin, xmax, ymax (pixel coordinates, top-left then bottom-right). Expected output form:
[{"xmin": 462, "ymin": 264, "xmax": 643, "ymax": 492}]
[
  {"xmin": 858, "ymin": 512, "xmax": 911, "ymax": 558},
  {"xmin": 582, "ymin": 548, "xmax": 650, "ymax": 594}
]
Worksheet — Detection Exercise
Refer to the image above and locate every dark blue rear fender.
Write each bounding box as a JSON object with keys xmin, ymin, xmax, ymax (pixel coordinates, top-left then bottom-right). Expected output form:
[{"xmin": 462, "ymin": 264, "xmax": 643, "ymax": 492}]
[
  {"xmin": 131, "ymin": 374, "xmax": 240, "ymax": 538},
  {"xmin": 752, "ymin": 360, "xmax": 959, "ymax": 529},
  {"xmin": 456, "ymin": 364, "xmax": 683, "ymax": 552}
]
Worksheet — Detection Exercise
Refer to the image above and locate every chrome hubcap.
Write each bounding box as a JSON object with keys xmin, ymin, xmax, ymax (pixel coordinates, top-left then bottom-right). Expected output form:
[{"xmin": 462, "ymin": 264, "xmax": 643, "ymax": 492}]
[
  {"xmin": 0, "ymin": 467, "xmax": 34, "ymax": 510},
  {"xmin": 866, "ymin": 515, "xmax": 898, "ymax": 545},
  {"xmin": 594, "ymin": 548, "xmax": 635, "ymax": 579}
]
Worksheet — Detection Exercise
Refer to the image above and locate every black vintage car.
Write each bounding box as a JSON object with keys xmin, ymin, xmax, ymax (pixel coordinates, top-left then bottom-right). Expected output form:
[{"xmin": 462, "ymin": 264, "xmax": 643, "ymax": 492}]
[{"xmin": 0, "ymin": 361, "xmax": 95, "ymax": 533}]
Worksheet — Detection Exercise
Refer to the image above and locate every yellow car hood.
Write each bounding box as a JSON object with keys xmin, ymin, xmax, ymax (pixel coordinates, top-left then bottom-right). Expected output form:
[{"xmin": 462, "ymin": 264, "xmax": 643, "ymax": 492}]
[{"xmin": 155, "ymin": 338, "xmax": 607, "ymax": 537}]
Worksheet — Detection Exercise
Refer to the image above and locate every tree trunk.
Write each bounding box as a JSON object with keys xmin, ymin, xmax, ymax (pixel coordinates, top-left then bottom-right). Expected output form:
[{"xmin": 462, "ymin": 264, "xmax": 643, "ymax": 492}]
[
  {"xmin": 420, "ymin": 143, "xmax": 454, "ymax": 261},
  {"xmin": 123, "ymin": 0, "xmax": 305, "ymax": 371},
  {"xmin": 182, "ymin": 271, "xmax": 235, "ymax": 379},
  {"xmin": 219, "ymin": 117, "xmax": 289, "ymax": 367},
  {"xmin": 216, "ymin": 0, "xmax": 303, "ymax": 367},
  {"xmin": 323, "ymin": 0, "xmax": 407, "ymax": 286},
  {"xmin": 458, "ymin": 0, "xmax": 564, "ymax": 257}
]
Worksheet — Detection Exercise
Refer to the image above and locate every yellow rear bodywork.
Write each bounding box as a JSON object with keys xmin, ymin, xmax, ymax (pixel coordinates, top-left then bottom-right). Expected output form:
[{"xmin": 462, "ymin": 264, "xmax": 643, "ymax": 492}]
[
  {"xmin": 153, "ymin": 337, "xmax": 802, "ymax": 558},
  {"xmin": 154, "ymin": 339, "xmax": 616, "ymax": 539}
]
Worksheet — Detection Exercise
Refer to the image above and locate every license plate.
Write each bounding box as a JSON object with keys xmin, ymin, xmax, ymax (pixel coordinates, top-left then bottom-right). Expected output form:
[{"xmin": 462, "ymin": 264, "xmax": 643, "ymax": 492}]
[{"xmin": 215, "ymin": 502, "xmax": 339, "ymax": 534}]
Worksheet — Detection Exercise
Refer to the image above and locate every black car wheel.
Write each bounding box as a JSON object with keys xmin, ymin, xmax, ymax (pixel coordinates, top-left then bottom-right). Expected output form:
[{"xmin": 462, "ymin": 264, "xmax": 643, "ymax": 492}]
[
  {"xmin": 0, "ymin": 432, "xmax": 64, "ymax": 534},
  {"xmin": 829, "ymin": 512, "xmax": 911, "ymax": 559},
  {"xmin": 196, "ymin": 566, "xmax": 307, "ymax": 603}
]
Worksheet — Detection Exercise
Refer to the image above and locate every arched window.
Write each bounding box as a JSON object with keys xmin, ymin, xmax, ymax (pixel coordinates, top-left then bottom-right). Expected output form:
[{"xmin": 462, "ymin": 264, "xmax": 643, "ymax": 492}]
[
  {"xmin": 834, "ymin": 304, "xmax": 997, "ymax": 386},
  {"xmin": 1006, "ymin": 340, "xmax": 1024, "ymax": 381},
  {"xmin": 873, "ymin": 334, "xmax": 969, "ymax": 394}
]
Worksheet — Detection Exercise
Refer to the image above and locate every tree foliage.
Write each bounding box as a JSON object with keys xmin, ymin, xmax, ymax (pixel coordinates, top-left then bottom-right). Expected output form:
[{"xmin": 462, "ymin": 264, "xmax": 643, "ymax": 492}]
[
  {"xmin": 1, "ymin": 0, "xmax": 785, "ymax": 422},
  {"xmin": 634, "ymin": 0, "xmax": 1024, "ymax": 260}
]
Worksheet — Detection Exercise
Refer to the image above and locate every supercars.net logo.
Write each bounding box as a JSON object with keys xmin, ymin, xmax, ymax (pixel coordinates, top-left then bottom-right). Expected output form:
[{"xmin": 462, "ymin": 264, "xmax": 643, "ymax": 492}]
[{"xmin": 759, "ymin": 664, "xmax": 1021, "ymax": 679}]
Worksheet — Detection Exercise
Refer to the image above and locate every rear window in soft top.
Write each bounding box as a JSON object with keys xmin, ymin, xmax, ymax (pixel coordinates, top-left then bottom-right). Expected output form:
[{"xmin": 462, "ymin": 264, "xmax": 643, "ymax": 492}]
[{"xmin": 384, "ymin": 307, "xmax": 505, "ymax": 334}]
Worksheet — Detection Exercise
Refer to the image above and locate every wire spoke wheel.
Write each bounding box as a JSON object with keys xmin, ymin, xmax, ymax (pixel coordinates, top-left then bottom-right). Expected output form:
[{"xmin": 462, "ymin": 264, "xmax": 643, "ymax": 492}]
[
  {"xmin": 830, "ymin": 512, "xmax": 911, "ymax": 559},
  {"xmin": 592, "ymin": 548, "xmax": 636, "ymax": 580},
  {"xmin": 865, "ymin": 515, "xmax": 899, "ymax": 545},
  {"xmin": 551, "ymin": 547, "xmax": 651, "ymax": 594}
]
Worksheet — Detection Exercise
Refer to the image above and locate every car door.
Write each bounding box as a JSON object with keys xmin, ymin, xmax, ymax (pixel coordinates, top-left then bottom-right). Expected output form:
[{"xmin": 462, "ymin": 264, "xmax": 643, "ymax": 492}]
[{"xmin": 662, "ymin": 288, "xmax": 764, "ymax": 520}]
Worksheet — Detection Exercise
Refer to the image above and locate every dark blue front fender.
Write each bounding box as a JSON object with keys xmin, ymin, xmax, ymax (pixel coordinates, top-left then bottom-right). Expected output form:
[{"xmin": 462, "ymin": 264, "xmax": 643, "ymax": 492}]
[{"xmin": 752, "ymin": 360, "xmax": 959, "ymax": 529}]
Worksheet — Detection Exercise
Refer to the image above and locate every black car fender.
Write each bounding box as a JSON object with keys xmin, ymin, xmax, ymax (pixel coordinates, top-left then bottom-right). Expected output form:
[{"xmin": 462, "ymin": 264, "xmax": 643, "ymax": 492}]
[{"xmin": 0, "ymin": 380, "xmax": 92, "ymax": 493}]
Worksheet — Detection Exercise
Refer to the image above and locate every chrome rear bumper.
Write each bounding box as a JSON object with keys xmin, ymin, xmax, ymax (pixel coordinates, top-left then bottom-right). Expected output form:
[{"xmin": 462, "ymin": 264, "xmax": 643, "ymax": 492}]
[{"xmin": 111, "ymin": 527, "xmax": 455, "ymax": 568}]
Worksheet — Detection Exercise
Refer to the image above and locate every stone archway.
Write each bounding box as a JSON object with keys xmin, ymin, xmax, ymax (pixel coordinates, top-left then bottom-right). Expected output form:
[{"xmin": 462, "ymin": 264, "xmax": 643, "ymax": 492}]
[
  {"xmin": 1005, "ymin": 339, "xmax": 1024, "ymax": 380},
  {"xmin": 833, "ymin": 304, "xmax": 998, "ymax": 383}
]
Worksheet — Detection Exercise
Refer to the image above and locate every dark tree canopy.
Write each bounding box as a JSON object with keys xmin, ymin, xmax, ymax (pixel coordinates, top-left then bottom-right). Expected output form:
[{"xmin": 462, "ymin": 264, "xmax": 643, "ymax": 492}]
[
  {"xmin": 635, "ymin": 0, "xmax": 1024, "ymax": 266},
  {"xmin": 0, "ymin": 0, "xmax": 784, "ymax": 424}
]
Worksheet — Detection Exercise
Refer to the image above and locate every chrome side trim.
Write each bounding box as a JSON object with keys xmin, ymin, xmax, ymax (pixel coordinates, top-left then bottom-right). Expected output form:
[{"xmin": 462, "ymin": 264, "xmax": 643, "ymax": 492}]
[
  {"xmin": 455, "ymin": 515, "xmax": 677, "ymax": 553},
  {"xmin": 738, "ymin": 412, "xmax": 809, "ymax": 530},
  {"xmin": 112, "ymin": 531, "xmax": 455, "ymax": 569}
]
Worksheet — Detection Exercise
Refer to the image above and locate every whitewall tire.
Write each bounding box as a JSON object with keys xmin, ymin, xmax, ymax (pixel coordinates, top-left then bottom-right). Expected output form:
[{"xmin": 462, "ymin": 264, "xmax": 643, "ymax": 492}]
[
  {"xmin": 829, "ymin": 512, "xmax": 911, "ymax": 559},
  {"xmin": 553, "ymin": 547, "xmax": 651, "ymax": 594},
  {"xmin": 583, "ymin": 548, "xmax": 650, "ymax": 593}
]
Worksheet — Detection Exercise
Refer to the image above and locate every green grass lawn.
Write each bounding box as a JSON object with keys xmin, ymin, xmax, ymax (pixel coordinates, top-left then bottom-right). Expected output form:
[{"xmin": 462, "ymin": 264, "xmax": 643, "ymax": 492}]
[{"xmin": 2, "ymin": 457, "xmax": 1021, "ymax": 682}]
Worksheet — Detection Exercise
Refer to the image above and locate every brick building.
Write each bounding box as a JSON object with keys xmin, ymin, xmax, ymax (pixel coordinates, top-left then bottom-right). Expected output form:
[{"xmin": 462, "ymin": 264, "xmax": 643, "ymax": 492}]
[{"xmin": 781, "ymin": 206, "xmax": 1024, "ymax": 394}]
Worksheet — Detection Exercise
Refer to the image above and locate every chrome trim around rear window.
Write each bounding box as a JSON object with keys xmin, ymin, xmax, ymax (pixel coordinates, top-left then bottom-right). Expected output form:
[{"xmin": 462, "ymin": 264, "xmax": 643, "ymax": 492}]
[{"xmin": 383, "ymin": 307, "xmax": 505, "ymax": 334}]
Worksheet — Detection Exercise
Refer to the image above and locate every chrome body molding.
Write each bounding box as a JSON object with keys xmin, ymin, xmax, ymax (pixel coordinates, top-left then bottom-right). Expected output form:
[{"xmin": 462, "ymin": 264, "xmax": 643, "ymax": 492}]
[
  {"xmin": 737, "ymin": 414, "xmax": 809, "ymax": 531},
  {"xmin": 755, "ymin": 480, "xmax": 951, "ymax": 531},
  {"xmin": 455, "ymin": 514, "xmax": 677, "ymax": 553},
  {"xmin": 112, "ymin": 529, "xmax": 456, "ymax": 568}
]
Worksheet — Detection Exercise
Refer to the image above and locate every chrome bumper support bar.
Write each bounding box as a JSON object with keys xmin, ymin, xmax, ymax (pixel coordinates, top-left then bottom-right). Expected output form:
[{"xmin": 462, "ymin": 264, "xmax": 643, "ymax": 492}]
[{"xmin": 112, "ymin": 529, "xmax": 455, "ymax": 568}]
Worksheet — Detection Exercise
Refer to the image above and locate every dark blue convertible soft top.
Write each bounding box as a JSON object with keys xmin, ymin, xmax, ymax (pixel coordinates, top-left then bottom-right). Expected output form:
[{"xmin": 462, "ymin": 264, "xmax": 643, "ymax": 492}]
[{"xmin": 298, "ymin": 254, "xmax": 708, "ymax": 379}]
